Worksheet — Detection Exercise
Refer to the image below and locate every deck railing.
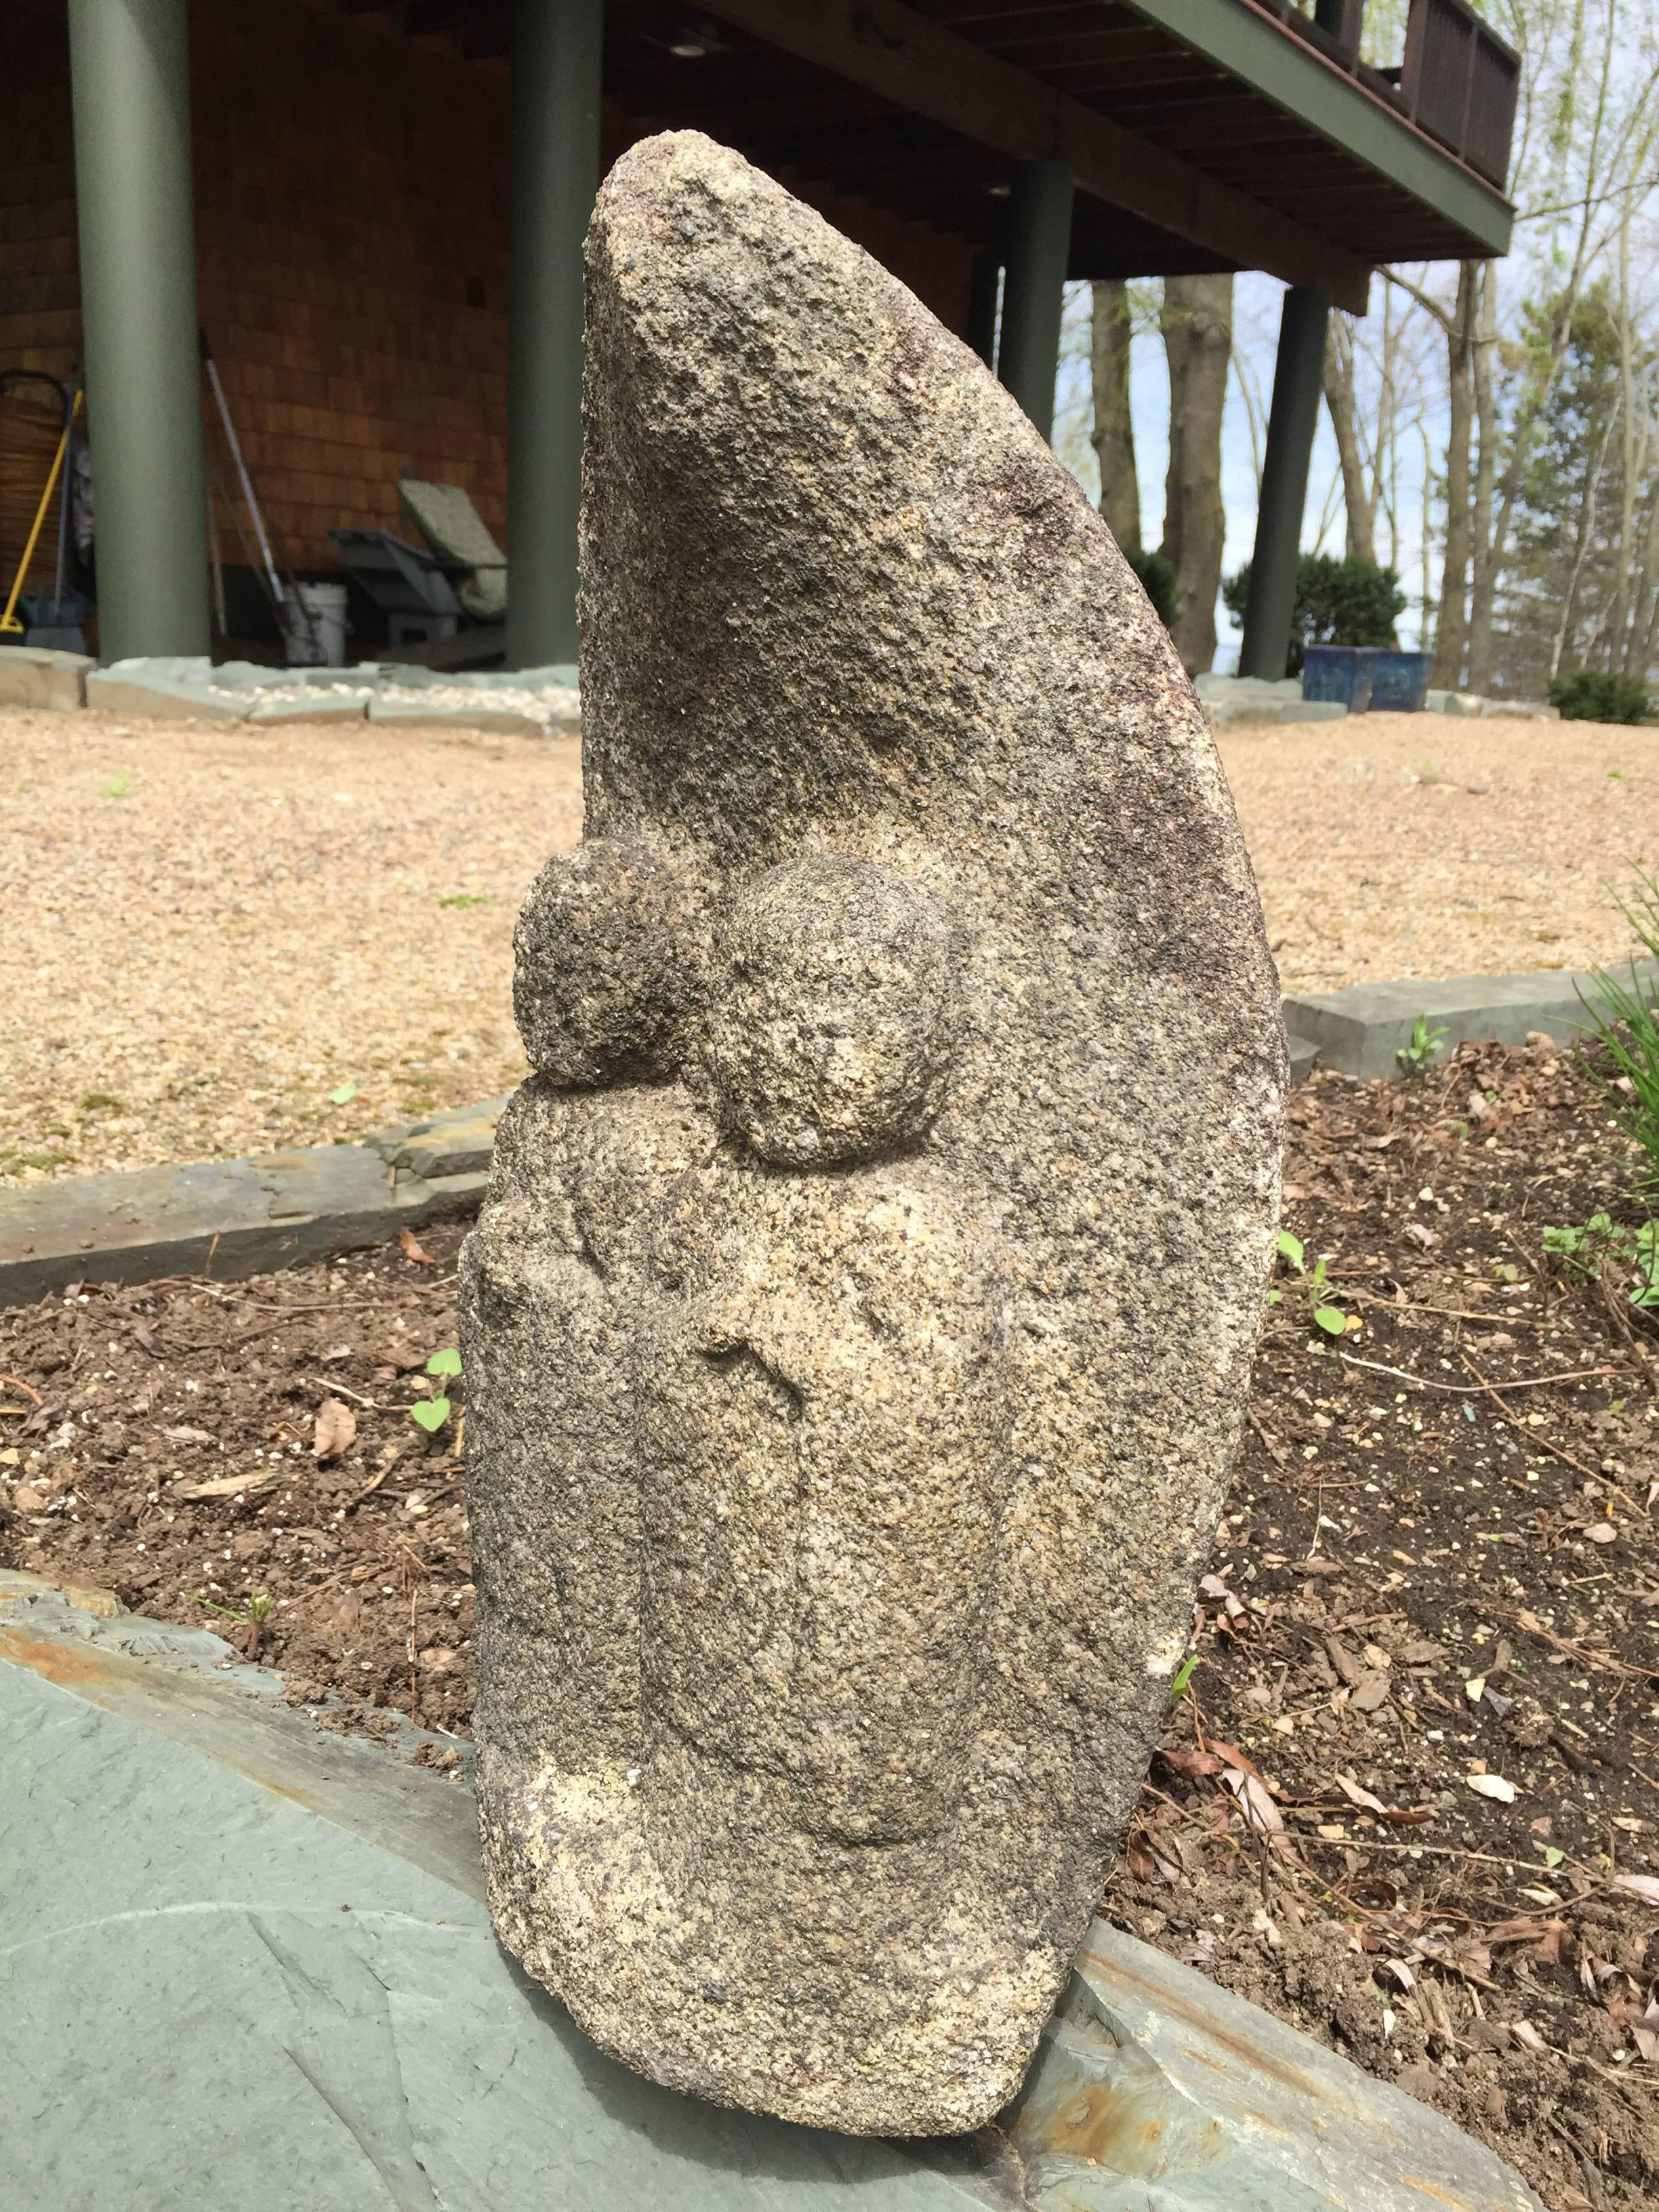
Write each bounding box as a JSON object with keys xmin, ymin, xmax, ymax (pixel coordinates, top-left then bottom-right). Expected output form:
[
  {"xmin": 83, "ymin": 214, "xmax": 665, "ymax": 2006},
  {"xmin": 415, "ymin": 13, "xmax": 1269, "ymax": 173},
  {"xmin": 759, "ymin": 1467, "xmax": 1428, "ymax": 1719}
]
[{"xmin": 1244, "ymin": 0, "xmax": 1520, "ymax": 192}]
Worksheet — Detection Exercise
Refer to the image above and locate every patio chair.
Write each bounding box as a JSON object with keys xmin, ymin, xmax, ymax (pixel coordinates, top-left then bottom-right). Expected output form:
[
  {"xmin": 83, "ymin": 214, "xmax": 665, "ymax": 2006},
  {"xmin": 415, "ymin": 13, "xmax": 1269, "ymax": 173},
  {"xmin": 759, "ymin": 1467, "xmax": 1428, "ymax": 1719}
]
[
  {"xmin": 328, "ymin": 525, "xmax": 460, "ymax": 647},
  {"xmin": 397, "ymin": 477, "xmax": 508, "ymax": 623}
]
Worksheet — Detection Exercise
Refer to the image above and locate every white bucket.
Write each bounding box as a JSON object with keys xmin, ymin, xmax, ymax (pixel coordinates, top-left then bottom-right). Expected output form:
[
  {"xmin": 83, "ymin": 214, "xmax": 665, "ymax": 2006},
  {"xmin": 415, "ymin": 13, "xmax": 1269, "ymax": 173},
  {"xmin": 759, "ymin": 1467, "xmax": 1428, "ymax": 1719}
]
[{"xmin": 279, "ymin": 580, "xmax": 349, "ymax": 668}]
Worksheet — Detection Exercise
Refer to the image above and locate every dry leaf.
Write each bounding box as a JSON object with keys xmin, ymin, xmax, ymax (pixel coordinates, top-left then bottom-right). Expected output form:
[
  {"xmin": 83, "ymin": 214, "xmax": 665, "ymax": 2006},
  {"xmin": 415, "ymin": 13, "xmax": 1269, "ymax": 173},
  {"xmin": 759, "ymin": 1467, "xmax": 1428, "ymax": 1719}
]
[
  {"xmin": 160, "ymin": 1425, "xmax": 215, "ymax": 1445},
  {"xmin": 1468, "ymin": 1772, "xmax": 1519, "ymax": 1803},
  {"xmin": 12, "ymin": 1485, "xmax": 47, "ymax": 1513},
  {"xmin": 1509, "ymin": 2020, "xmax": 1548, "ymax": 2054},
  {"xmin": 312, "ymin": 1397, "xmax": 356, "ymax": 1463},
  {"xmin": 1335, "ymin": 1772, "xmax": 1387, "ymax": 1815},
  {"xmin": 176, "ymin": 1471, "xmax": 276, "ymax": 1501},
  {"xmin": 1612, "ymin": 1872, "xmax": 1659, "ymax": 1906},
  {"xmin": 398, "ymin": 1227, "xmax": 435, "ymax": 1265},
  {"xmin": 1157, "ymin": 1746, "xmax": 1223, "ymax": 1780},
  {"xmin": 1221, "ymin": 1767, "xmax": 1285, "ymax": 1833}
]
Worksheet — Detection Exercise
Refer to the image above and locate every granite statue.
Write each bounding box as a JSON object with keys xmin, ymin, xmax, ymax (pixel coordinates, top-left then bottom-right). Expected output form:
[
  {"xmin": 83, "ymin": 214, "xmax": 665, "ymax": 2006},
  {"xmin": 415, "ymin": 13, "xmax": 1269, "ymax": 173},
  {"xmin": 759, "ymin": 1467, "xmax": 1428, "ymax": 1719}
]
[{"xmin": 458, "ymin": 131, "xmax": 1286, "ymax": 2136}]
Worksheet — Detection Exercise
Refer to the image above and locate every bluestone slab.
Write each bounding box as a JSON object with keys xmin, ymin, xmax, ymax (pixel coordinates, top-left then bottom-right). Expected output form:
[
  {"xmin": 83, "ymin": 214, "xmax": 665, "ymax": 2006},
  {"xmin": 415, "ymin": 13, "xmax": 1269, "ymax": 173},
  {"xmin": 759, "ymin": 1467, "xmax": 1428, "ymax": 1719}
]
[
  {"xmin": 0, "ymin": 642, "xmax": 92, "ymax": 710},
  {"xmin": 0, "ymin": 1610, "xmax": 1013, "ymax": 2212},
  {"xmin": 0, "ymin": 1582, "xmax": 1544, "ymax": 2212},
  {"xmin": 0, "ymin": 1143, "xmax": 485, "ymax": 1306},
  {"xmin": 1282, "ymin": 962, "xmax": 1655, "ymax": 1079}
]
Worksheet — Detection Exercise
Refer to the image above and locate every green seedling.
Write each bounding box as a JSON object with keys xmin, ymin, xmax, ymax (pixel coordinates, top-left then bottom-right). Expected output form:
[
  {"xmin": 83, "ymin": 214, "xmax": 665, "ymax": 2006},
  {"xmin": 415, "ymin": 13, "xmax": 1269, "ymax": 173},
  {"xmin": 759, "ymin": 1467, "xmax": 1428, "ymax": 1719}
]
[
  {"xmin": 99, "ymin": 770, "xmax": 132, "ymax": 799},
  {"xmin": 1396, "ymin": 1015, "xmax": 1449, "ymax": 1076},
  {"xmin": 1170, "ymin": 1654, "xmax": 1199, "ymax": 1701},
  {"xmin": 327, "ymin": 1081, "xmax": 357, "ymax": 1105},
  {"xmin": 439, "ymin": 893, "xmax": 491, "ymax": 909},
  {"xmin": 197, "ymin": 1591, "xmax": 274, "ymax": 1629},
  {"xmin": 411, "ymin": 1347, "xmax": 463, "ymax": 1433},
  {"xmin": 1274, "ymin": 1228, "xmax": 1349, "ymax": 1336},
  {"xmin": 1543, "ymin": 1214, "xmax": 1659, "ymax": 1311}
]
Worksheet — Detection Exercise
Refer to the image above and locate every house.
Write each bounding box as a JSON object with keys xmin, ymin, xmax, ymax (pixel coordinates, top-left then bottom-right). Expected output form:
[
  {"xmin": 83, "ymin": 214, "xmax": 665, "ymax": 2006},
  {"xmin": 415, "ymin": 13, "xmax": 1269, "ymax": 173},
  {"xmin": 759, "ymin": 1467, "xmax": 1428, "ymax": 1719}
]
[{"xmin": 1, "ymin": 0, "xmax": 1515, "ymax": 674}]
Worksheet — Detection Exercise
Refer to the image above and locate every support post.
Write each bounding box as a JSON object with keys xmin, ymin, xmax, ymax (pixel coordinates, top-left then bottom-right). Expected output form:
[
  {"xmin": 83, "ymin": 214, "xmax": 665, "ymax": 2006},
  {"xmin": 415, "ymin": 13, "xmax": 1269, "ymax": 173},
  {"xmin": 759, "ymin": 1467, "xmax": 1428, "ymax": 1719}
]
[
  {"xmin": 996, "ymin": 159, "xmax": 1073, "ymax": 441},
  {"xmin": 67, "ymin": 0, "xmax": 209, "ymax": 663},
  {"xmin": 1237, "ymin": 284, "xmax": 1331, "ymax": 681},
  {"xmin": 966, "ymin": 247, "xmax": 1001, "ymax": 372},
  {"xmin": 508, "ymin": 0, "xmax": 604, "ymax": 672}
]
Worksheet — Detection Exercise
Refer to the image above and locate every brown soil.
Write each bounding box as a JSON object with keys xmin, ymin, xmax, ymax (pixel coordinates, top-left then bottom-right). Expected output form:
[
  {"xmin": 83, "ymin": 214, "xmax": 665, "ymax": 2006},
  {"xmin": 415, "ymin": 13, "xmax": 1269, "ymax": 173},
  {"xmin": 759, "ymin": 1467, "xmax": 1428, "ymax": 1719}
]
[{"xmin": 4, "ymin": 1040, "xmax": 1659, "ymax": 2204}]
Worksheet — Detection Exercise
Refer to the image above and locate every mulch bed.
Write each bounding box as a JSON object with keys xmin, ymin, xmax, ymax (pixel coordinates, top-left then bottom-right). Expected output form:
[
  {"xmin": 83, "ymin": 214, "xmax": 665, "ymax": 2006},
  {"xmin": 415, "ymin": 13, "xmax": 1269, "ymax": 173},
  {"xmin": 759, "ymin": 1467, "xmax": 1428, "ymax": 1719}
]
[{"xmin": 4, "ymin": 1036, "xmax": 1658, "ymax": 2205}]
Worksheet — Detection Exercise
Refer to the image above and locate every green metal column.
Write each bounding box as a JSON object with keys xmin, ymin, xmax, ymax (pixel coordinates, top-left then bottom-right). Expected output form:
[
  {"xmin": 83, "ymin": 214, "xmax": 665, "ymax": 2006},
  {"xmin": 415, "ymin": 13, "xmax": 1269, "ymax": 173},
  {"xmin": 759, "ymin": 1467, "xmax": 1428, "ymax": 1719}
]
[
  {"xmin": 997, "ymin": 159, "xmax": 1073, "ymax": 440},
  {"xmin": 508, "ymin": 0, "xmax": 603, "ymax": 672},
  {"xmin": 67, "ymin": 0, "xmax": 209, "ymax": 663},
  {"xmin": 1238, "ymin": 284, "xmax": 1331, "ymax": 680}
]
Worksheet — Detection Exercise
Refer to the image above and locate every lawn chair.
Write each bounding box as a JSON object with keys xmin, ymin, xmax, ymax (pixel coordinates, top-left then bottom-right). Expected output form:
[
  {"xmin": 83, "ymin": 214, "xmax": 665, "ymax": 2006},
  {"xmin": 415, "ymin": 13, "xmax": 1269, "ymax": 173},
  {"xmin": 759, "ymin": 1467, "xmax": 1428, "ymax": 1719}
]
[
  {"xmin": 328, "ymin": 526, "xmax": 460, "ymax": 648},
  {"xmin": 396, "ymin": 478, "xmax": 508, "ymax": 623}
]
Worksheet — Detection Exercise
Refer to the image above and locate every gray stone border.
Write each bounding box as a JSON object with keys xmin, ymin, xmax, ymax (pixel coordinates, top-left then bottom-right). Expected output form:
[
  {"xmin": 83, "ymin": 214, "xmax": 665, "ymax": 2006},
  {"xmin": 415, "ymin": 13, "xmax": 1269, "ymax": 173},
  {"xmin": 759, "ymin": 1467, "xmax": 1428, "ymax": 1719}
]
[
  {"xmin": 1282, "ymin": 960, "xmax": 1649, "ymax": 1080},
  {"xmin": 1, "ymin": 962, "xmax": 1645, "ymax": 1309},
  {"xmin": 0, "ymin": 1099, "xmax": 505, "ymax": 1307}
]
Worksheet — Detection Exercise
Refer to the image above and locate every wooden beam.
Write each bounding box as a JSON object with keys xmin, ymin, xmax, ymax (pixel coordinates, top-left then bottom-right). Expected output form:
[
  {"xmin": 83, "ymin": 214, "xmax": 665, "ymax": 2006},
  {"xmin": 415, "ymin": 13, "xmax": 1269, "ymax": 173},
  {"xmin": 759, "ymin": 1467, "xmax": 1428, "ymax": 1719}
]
[{"xmin": 691, "ymin": 0, "xmax": 1371, "ymax": 308}]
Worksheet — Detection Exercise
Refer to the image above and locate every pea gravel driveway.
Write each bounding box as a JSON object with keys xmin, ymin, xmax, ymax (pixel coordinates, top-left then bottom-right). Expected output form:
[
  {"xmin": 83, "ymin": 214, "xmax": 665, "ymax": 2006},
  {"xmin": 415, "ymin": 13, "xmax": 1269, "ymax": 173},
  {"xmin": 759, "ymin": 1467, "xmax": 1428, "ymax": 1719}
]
[{"xmin": 0, "ymin": 703, "xmax": 1649, "ymax": 1179}]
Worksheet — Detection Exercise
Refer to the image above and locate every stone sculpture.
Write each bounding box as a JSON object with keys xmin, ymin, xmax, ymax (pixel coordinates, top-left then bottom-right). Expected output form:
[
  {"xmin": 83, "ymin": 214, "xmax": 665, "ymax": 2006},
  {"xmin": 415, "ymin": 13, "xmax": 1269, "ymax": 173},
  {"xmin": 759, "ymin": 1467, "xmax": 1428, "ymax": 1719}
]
[{"xmin": 459, "ymin": 131, "xmax": 1286, "ymax": 2137}]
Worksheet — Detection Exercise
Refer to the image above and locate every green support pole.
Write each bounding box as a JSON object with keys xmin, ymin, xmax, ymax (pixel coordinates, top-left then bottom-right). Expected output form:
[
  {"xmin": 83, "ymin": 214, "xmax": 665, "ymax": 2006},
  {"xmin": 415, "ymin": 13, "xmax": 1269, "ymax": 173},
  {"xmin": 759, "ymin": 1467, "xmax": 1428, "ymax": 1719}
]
[
  {"xmin": 1237, "ymin": 284, "xmax": 1331, "ymax": 680},
  {"xmin": 996, "ymin": 159, "xmax": 1073, "ymax": 441},
  {"xmin": 508, "ymin": 0, "xmax": 603, "ymax": 673},
  {"xmin": 67, "ymin": 0, "xmax": 209, "ymax": 663}
]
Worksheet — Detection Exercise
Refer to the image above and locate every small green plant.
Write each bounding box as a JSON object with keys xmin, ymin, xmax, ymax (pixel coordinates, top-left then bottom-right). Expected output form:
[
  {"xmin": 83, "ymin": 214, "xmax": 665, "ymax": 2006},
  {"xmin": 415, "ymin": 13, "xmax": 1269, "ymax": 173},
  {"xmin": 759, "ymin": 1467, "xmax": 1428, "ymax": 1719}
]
[
  {"xmin": 197, "ymin": 1591, "xmax": 274, "ymax": 1628},
  {"xmin": 1396, "ymin": 1015, "xmax": 1449, "ymax": 1076},
  {"xmin": 1578, "ymin": 872, "xmax": 1659, "ymax": 1182},
  {"xmin": 411, "ymin": 1346, "xmax": 463, "ymax": 1433},
  {"xmin": 1542, "ymin": 1214, "xmax": 1659, "ymax": 1310},
  {"xmin": 439, "ymin": 892, "xmax": 491, "ymax": 909},
  {"xmin": 99, "ymin": 769, "xmax": 133, "ymax": 799},
  {"xmin": 1273, "ymin": 1228, "xmax": 1349, "ymax": 1336},
  {"xmin": 1170, "ymin": 1654, "xmax": 1199, "ymax": 1700},
  {"xmin": 327, "ymin": 1080, "xmax": 357, "ymax": 1106},
  {"xmin": 1547, "ymin": 669, "xmax": 1651, "ymax": 724}
]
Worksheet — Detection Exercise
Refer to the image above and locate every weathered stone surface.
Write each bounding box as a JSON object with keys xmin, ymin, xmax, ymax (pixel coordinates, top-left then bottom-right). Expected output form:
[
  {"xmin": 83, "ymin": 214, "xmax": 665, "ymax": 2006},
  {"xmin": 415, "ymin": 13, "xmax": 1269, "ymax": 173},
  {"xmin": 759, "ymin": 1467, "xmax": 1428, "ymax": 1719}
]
[
  {"xmin": 85, "ymin": 659, "xmax": 249, "ymax": 722},
  {"xmin": 0, "ymin": 642, "xmax": 91, "ymax": 711},
  {"xmin": 1010, "ymin": 1923, "xmax": 1545, "ymax": 2211},
  {"xmin": 459, "ymin": 132, "xmax": 1285, "ymax": 2137}
]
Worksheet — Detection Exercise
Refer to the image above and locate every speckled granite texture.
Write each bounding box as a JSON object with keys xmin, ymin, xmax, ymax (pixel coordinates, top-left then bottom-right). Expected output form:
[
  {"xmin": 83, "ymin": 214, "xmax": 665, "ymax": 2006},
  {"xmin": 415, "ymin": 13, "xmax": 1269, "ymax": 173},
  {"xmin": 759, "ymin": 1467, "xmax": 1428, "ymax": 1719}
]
[{"xmin": 459, "ymin": 131, "xmax": 1286, "ymax": 2135}]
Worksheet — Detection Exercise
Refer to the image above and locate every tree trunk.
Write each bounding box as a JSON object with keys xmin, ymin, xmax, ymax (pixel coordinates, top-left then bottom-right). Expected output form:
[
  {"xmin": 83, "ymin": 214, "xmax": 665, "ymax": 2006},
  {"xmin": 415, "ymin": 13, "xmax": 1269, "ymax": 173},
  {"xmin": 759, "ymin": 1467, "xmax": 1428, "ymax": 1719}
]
[
  {"xmin": 1431, "ymin": 262, "xmax": 1476, "ymax": 692},
  {"xmin": 1090, "ymin": 280, "xmax": 1140, "ymax": 552},
  {"xmin": 1323, "ymin": 317, "xmax": 1375, "ymax": 564},
  {"xmin": 1466, "ymin": 264, "xmax": 1500, "ymax": 695},
  {"xmin": 1159, "ymin": 272, "xmax": 1233, "ymax": 676}
]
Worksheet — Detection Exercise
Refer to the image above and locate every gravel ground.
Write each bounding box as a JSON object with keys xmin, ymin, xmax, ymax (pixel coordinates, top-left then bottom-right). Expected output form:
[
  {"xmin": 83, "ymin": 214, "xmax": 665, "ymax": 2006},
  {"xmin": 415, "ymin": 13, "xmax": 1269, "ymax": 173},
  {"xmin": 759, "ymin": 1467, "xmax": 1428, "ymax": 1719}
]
[
  {"xmin": 1227, "ymin": 710, "xmax": 1659, "ymax": 997},
  {"xmin": 0, "ymin": 708, "xmax": 579, "ymax": 1182},
  {"xmin": 0, "ymin": 703, "xmax": 1652, "ymax": 1181}
]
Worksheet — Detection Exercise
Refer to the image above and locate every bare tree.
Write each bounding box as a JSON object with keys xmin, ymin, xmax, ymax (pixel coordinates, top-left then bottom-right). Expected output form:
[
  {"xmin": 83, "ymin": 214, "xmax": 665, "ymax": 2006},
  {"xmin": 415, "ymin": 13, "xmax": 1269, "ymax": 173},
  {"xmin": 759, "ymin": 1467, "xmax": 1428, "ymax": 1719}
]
[
  {"xmin": 1432, "ymin": 264, "xmax": 1477, "ymax": 689},
  {"xmin": 1089, "ymin": 281, "xmax": 1141, "ymax": 551},
  {"xmin": 1324, "ymin": 316, "xmax": 1376, "ymax": 562},
  {"xmin": 1160, "ymin": 273, "xmax": 1233, "ymax": 674}
]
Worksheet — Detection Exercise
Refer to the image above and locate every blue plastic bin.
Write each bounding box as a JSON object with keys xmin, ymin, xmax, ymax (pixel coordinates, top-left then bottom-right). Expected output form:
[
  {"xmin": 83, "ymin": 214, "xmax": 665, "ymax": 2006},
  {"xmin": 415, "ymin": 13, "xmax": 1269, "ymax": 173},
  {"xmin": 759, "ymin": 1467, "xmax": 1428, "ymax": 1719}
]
[{"xmin": 1303, "ymin": 644, "xmax": 1429, "ymax": 712}]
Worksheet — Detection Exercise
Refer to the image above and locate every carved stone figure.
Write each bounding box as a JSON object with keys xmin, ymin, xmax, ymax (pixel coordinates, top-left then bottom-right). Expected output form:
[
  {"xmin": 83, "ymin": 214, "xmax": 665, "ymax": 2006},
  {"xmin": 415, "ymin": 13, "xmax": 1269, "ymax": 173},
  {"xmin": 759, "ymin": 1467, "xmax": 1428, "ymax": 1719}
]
[{"xmin": 458, "ymin": 130, "xmax": 1286, "ymax": 2137}]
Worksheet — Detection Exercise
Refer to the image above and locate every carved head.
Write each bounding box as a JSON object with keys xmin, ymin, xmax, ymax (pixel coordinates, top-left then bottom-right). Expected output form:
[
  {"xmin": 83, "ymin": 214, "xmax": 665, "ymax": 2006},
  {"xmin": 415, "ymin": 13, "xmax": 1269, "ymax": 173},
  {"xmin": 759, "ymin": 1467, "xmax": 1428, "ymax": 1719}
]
[{"xmin": 516, "ymin": 838, "xmax": 960, "ymax": 1168}]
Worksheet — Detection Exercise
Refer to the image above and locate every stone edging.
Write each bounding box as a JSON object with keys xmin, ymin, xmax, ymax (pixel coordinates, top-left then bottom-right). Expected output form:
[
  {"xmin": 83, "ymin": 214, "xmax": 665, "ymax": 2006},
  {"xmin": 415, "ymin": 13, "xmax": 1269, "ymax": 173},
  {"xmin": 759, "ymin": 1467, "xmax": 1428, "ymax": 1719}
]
[{"xmin": 0, "ymin": 964, "xmax": 1642, "ymax": 1308}]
